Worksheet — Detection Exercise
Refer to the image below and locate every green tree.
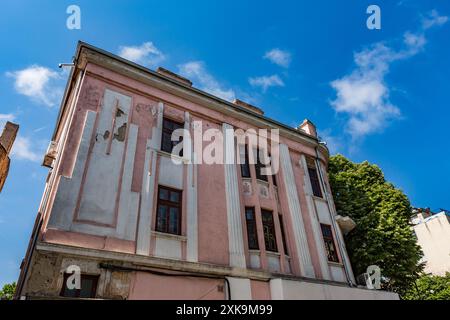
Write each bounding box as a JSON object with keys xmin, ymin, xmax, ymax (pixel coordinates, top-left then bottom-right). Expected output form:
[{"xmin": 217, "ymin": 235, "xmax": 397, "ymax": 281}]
[
  {"xmin": 0, "ymin": 282, "xmax": 16, "ymax": 300},
  {"xmin": 328, "ymin": 155, "xmax": 423, "ymax": 296},
  {"xmin": 404, "ymin": 273, "xmax": 450, "ymax": 300}
]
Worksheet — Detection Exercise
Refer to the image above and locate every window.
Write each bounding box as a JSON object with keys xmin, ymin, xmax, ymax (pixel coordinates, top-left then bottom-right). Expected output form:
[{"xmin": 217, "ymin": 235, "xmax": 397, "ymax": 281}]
[
  {"xmin": 272, "ymin": 173, "xmax": 277, "ymax": 187},
  {"xmin": 261, "ymin": 210, "xmax": 277, "ymax": 252},
  {"xmin": 156, "ymin": 186, "xmax": 182, "ymax": 235},
  {"xmin": 161, "ymin": 117, "xmax": 184, "ymax": 155},
  {"xmin": 306, "ymin": 157, "xmax": 323, "ymax": 198},
  {"xmin": 255, "ymin": 149, "xmax": 268, "ymax": 182},
  {"xmin": 278, "ymin": 214, "xmax": 289, "ymax": 255},
  {"xmin": 60, "ymin": 274, "xmax": 99, "ymax": 298},
  {"xmin": 320, "ymin": 224, "xmax": 339, "ymax": 263},
  {"xmin": 240, "ymin": 145, "xmax": 251, "ymax": 178},
  {"xmin": 245, "ymin": 207, "xmax": 259, "ymax": 250}
]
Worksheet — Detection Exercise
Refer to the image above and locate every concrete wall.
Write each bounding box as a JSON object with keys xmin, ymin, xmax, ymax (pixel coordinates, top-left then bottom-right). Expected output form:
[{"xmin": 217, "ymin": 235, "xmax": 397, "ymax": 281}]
[{"xmin": 413, "ymin": 213, "xmax": 450, "ymax": 275}]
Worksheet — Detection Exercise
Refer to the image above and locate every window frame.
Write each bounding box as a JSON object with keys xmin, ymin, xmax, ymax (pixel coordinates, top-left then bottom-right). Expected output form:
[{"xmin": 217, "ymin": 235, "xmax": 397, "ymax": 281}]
[
  {"xmin": 306, "ymin": 157, "xmax": 323, "ymax": 198},
  {"xmin": 60, "ymin": 273, "xmax": 99, "ymax": 299},
  {"xmin": 261, "ymin": 209, "xmax": 278, "ymax": 252},
  {"xmin": 240, "ymin": 144, "xmax": 251, "ymax": 178},
  {"xmin": 161, "ymin": 117, "xmax": 184, "ymax": 155},
  {"xmin": 255, "ymin": 148, "xmax": 268, "ymax": 182},
  {"xmin": 155, "ymin": 185, "xmax": 182, "ymax": 235},
  {"xmin": 320, "ymin": 223, "xmax": 339, "ymax": 263},
  {"xmin": 245, "ymin": 207, "xmax": 259, "ymax": 250}
]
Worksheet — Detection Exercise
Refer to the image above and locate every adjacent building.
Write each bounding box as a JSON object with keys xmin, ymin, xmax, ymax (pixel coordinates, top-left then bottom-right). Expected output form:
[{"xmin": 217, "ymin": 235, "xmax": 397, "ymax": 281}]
[
  {"xmin": 411, "ymin": 208, "xmax": 450, "ymax": 276},
  {"xmin": 0, "ymin": 121, "xmax": 19, "ymax": 193},
  {"xmin": 15, "ymin": 42, "xmax": 397, "ymax": 300}
]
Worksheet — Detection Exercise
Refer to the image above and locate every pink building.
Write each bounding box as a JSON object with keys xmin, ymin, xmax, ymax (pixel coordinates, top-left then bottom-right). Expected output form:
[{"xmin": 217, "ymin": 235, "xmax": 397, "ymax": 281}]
[{"xmin": 16, "ymin": 42, "xmax": 397, "ymax": 300}]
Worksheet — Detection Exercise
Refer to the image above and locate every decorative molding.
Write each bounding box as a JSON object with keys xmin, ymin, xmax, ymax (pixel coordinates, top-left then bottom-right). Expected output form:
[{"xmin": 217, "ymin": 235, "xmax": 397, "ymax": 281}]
[
  {"xmin": 279, "ymin": 144, "xmax": 315, "ymax": 278},
  {"xmin": 185, "ymin": 112, "xmax": 199, "ymax": 262},
  {"xmin": 136, "ymin": 102, "xmax": 164, "ymax": 255},
  {"xmin": 223, "ymin": 123, "xmax": 246, "ymax": 269},
  {"xmin": 300, "ymin": 154, "xmax": 331, "ymax": 280}
]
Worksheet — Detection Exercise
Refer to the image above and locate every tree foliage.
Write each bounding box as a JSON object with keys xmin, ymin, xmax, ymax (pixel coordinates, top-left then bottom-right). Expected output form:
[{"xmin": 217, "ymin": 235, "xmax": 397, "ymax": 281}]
[
  {"xmin": 0, "ymin": 282, "xmax": 16, "ymax": 300},
  {"xmin": 328, "ymin": 154, "xmax": 423, "ymax": 296},
  {"xmin": 403, "ymin": 273, "xmax": 450, "ymax": 300}
]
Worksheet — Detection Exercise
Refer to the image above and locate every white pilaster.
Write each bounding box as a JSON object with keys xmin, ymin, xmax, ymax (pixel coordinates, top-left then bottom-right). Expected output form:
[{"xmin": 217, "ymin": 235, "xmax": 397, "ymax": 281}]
[
  {"xmin": 226, "ymin": 277, "xmax": 252, "ymax": 300},
  {"xmin": 300, "ymin": 154, "xmax": 331, "ymax": 280},
  {"xmin": 223, "ymin": 123, "xmax": 246, "ymax": 268},
  {"xmin": 185, "ymin": 112, "xmax": 198, "ymax": 262},
  {"xmin": 279, "ymin": 144, "xmax": 315, "ymax": 278},
  {"xmin": 136, "ymin": 102, "xmax": 164, "ymax": 255}
]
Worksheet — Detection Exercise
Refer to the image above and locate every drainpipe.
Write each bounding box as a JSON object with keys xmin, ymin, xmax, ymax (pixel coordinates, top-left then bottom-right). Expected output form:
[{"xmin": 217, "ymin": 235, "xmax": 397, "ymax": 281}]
[{"xmin": 314, "ymin": 146, "xmax": 355, "ymax": 287}]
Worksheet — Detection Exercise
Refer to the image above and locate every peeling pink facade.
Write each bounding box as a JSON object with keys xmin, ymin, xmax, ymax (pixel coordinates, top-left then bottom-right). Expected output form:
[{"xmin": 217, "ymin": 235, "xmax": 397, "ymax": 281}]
[{"xmin": 16, "ymin": 42, "xmax": 398, "ymax": 300}]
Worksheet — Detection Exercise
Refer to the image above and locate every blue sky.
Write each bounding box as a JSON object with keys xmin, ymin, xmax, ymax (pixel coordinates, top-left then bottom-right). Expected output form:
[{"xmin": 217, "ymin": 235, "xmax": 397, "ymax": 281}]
[{"xmin": 0, "ymin": 1, "xmax": 449, "ymax": 286}]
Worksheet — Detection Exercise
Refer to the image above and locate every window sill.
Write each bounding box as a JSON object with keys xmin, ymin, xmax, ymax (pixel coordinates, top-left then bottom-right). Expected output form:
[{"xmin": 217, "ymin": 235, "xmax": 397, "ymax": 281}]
[
  {"xmin": 312, "ymin": 195, "xmax": 327, "ymax": 202},
  {"xmin": 327, "ymin": 261, "xmax": 344, "ymax": 267},
  {"xmin": 266, "ymin": 251, "xmax": 281, "ymax": 257},
  {"xmin": 256, "ymin": 179, "xmax": 269, "ymax": 185},
  {"xmin": 248, "ymin": 249, "xmax": 261, "ymax": 254},
  {"xmin": 152, "ymin": 231, "xmax": 187, "ymax": 242},
  {"xmin": 157, "ymin": 150, "xmax": 189, "ymax": 163}
]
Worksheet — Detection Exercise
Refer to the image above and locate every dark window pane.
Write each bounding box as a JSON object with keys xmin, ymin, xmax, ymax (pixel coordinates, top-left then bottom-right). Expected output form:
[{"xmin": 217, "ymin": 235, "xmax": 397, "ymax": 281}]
[
  {"xmin": 156, "ymin": 205, "xmax": 168, "ymax": 232},
  {"xmin": 170, "ymin": 191, "xmax": 180, "ymax": 203},
  {"xmin": 159, "ymin": 188, "xmax": 169, "ymax": 201},
  {"xmin": 240, "ymin": 145, "xmax": 251, "ymax": 178},
  {"xmin": 308, "ymin": 167, "xmax": 323, "ymax": 198},
  {"xmin": 262, "ymin": 210, "xmax": 277, "ymax": 252},
  {"xmin": 279, "ymin": 215, "xmax": 289, "ymax": 255},
  {"xmin": 161, "ymin": 118, "xmax": 184, "ymax": 154},
  {"xmin": 156, "ymin": 186, "xmax": 182, "ymax": 235},
  {"xmin": 60, "ymin": 274, "xmax": 98, "ymax": 298},
  {"xmin": 255, "ymin": 149, "xmax": 268, "ymax": 181},
  {"xmin": 272, "ymin": 174, "xmax": 277, "ymax": 187},
  {"xmin": 320, "ymin": 224, "xmax": 339, "ymax": 263},
  {"xmin": 245, "ymin": 207, "xmax": 259, "ymax": 250},
  {"xmin": 169, "ymin": 207, "xmax": 179, "ymax": 234}
]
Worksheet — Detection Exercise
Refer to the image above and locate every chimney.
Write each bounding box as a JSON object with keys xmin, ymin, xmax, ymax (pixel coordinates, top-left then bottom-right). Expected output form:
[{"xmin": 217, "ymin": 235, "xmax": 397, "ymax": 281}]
[
  {"xmin": 233, "ymin": 99, "xmax": 264, "ymax": 115},
  {"xmin": 156, "ymin": 67, "xmax": 192, "ymax": 87},
  {"xmin": 0, "ymin": 121, "xmax": 19, "ymax": 154},
  {"xmin": 298, "ymin": 119, "xmax": 317, "ymax": 138}
]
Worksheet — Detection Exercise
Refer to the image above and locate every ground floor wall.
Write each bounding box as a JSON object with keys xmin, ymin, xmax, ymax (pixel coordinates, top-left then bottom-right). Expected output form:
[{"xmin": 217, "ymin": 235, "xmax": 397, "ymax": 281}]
[{"xmin": 18, "ymin": 242, "xmax": 398, "ymax": 300}]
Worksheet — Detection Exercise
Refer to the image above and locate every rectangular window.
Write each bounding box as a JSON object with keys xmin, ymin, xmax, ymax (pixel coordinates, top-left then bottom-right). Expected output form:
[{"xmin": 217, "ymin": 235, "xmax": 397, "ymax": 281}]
[
  {"xmin": 272, "ymin": 174, "xmax": 277, "ymax": 187},
  {"xmin": 240, "ymin": 145, "xmax": 251, "ymax": 178},
  {"xmin": 255, "ymin": 149, "xmax": 268, "ymax": 182},
  {"xmin": 306, "ymin": 157, "xmax": 323, "ymax": 198},
  {"xmin": 156, "ymin": 186, "xmax": 182, "ymax": 235},
  {"xmin": 261, "ymin": 210, "xmax": 277, "ymax": 252},
  {"xmin": 320, "ymin": 224, "xmax": 339, "ymax": 263},
  {"xmin": 60, "ymin": 274, "xmax": 99, "ymax": 298},
  {"xmin": 245, "ymin": 207, "xmax": 259, "ymax": 250},
  {"xmin": 161, "ymin": 117, "xmax": 184, "ymax": 155},
  {"xmin": 278, "ymin": 214, "xmax": 289, "ymax": 255}
]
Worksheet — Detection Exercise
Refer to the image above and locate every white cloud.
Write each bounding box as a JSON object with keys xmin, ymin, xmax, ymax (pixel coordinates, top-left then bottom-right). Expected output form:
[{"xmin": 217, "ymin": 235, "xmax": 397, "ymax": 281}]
[
  {"xmin": 249, "ymin": 75, "xmax": 284, "ymax": 92},
  {"xmin": 264, "ymin": 48, "xmax": 292, "ymax": 68},
  {"xmin": 118, "ymin": 42, "xmax": 165, "ymax": 67},
  {"xmin": 178, "ymin": 61, "xmax": 235, "ymax": 101},
  {"xmin": 422, "ymin": 10, "xmax": 448, "ymax": 30},
  {"xmin": 10, "ymin": 136, "xmax": 41, "ymax": 162},
  {"xmin": 6, "ymin": 65, "xmax": 62, "ymax": 107},
  {"xmin": 0, "ymin": 113, "xmax": 15, "ymax": 129}
]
